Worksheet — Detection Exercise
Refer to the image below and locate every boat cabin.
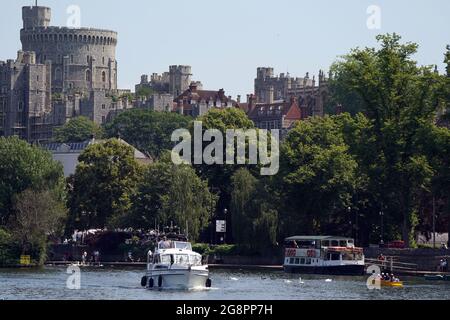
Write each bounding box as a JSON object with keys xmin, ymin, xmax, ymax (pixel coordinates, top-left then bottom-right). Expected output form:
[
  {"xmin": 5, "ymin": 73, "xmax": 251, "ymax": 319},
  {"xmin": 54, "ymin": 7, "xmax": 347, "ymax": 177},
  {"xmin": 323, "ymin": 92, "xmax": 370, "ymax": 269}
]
[{"xmin": 283, "ymin": 236, "xmax": 364, "ymax": 268}]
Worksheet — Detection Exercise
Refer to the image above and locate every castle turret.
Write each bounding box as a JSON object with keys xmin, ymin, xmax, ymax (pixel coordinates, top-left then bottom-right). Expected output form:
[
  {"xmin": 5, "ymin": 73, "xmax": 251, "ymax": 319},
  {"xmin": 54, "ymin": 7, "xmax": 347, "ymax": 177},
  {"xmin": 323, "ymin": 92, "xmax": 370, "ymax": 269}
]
[{"xmin": 22, "ymin": 6, "xmax": 51, "ymax": 30}]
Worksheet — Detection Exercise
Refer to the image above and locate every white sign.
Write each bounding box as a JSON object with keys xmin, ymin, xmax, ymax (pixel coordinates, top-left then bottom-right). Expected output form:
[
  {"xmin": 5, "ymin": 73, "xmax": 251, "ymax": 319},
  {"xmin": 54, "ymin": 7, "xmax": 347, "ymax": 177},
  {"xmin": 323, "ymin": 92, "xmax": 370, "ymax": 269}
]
[{"xmin": 216, "ymin": 220, "xmax": 226, "ymax": 233}]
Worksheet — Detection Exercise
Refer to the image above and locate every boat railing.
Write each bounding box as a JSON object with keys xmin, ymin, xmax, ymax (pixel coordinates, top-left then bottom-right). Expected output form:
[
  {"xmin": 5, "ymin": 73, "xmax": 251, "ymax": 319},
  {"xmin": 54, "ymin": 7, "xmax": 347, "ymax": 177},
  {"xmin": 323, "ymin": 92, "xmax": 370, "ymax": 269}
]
[{"xmin": 365, "ymin": 257, "xmax": 418, "ymax": 274}]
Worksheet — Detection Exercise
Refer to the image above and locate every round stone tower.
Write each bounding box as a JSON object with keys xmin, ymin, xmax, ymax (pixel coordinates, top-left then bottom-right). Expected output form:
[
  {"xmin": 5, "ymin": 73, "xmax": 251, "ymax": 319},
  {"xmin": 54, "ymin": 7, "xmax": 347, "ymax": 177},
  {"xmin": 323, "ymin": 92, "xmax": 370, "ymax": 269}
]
[{"xmin": 20, "ymin": 6, "xmax": 118, "ymax": 93}]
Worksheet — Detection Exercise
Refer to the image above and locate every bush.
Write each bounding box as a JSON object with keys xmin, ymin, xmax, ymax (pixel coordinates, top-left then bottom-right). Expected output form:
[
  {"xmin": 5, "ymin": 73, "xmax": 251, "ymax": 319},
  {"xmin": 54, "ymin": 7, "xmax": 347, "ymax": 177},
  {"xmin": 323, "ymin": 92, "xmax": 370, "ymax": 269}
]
[
  {"xmin": 0, "ymin": 228, "xmax": 20, "ymax": 266},
  {"xmin": 192, "ymin": 243, "xmax": 238, "ymax": 256},
  {"xmin": 192, "ymin": 243, "xmax": 211, "ymax": 255}
]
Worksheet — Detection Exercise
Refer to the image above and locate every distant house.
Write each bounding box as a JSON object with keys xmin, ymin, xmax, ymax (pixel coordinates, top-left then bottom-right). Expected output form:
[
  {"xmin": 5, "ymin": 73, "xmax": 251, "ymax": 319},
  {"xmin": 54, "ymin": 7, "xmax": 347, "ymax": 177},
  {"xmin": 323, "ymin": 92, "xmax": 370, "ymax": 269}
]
[
  {"xmin": 42, "ymin": 138, "xmax": 151, "ymax": 177},
  {"xmin": 174, "ymin": 82, "xmax": 238, "ymax": 117},
  {"xmin": 247, "ymin": 95, "xmax": 303, "ymax": 138}
]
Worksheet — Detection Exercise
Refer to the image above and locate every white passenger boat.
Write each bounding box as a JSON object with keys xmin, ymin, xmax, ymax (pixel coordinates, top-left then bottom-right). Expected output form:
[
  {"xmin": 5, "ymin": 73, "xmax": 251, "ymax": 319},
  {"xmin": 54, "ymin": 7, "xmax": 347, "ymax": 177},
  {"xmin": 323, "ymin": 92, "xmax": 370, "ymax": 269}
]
[
  {"xmin": 141, "ymin": 237, "xmax": 211, "ymax": 290},
  {"xmin": 283, "ymin": 236, "xmax": 365, "ymax": 275}
]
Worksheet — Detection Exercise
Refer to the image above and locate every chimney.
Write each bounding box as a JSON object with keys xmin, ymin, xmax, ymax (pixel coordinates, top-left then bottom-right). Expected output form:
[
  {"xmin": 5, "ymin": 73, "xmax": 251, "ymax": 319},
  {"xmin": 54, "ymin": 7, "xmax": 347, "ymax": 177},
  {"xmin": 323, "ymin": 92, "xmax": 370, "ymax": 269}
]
[
  {"xmin": 248, "ymin": 94, "xmax": 256, "ymax": 112},
  {"xmin": 189, "ymin": 82, "xmax": 198, "ymax": 92},
  {"xmin": 237, "ymin": 95, "xmax": 241, "ymax": 104}
]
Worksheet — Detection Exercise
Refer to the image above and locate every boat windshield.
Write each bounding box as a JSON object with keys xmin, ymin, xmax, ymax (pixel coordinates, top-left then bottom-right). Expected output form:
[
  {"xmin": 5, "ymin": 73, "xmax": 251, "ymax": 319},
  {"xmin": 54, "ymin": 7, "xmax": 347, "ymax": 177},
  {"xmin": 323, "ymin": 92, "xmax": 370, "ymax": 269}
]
[{"xmin": 173, "ymin": 242, "xmax": 192, "ymax": 250}]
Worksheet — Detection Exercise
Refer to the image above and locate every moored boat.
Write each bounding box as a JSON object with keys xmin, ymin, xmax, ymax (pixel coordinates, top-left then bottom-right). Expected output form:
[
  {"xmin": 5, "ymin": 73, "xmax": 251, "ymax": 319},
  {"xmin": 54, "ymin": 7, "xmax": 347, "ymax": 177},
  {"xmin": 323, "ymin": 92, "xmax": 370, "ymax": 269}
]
[{"xmin": 283, "ymin": 236, "xmax": 365, "ymax": 275}]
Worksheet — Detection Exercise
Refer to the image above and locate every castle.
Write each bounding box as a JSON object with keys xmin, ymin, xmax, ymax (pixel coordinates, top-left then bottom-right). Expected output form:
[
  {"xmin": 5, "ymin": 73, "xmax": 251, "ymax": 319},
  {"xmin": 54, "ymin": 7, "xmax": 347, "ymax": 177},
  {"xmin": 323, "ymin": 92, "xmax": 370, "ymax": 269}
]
[
  {"xmin": 254, "ymin": 67, "xmax": 327, "ymax": 118},
  {"xmin": 0, "ymin": 5, "xmax": 130, "ymax": 143}
]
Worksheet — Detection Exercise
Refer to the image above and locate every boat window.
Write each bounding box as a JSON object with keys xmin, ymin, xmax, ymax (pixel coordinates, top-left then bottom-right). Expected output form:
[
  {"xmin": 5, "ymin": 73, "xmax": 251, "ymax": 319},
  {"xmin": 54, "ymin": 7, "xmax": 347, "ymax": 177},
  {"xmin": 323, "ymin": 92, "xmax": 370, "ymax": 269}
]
[
  {"xmin": 331, "ymin": 253, "xmax": 340, "ymax": 261},
  {"xmin": 289, "ymin": 258, "xmax": 295, "ymax": 264},
  {"xmin": 295, "ymin": 258, "xmax": 300, "ymax": 264},
  {"xmin": 174, "ymin": 254, "xmax": 189, "ymax": 265},
  {"xmin": 190, "ymin": 255, "xmax": 202, "ymax": 266},
  {"xmin": 331, "ymin": 240, "xmax": 339, "ymax": 247},
  {"xmin": 342, "ymin": 252, "xmax": 356, "ymax": 261},
  {"xmin": 300, "ymin": 258, "xmax": 305, "ymax": 264},
  {"xmin": 297, "ymin": 240, "xmax": 316, "ymax": 249},
  {"xmin": 160, "ymin": 255, "xmax": 172, "ymax": 264},
  {"xmin": 174, "ymin": 242, "xmax": 192, "ymax": 251},
  {"xmin": 347, "ymin": 240, "xmax": 354, "ymax": 246},
  {"xmin": 322, "ymin": 240, "xmax": 330, "ymax": 247},
  {"xmin": 305, "ymin": 259, "xmax": 311, "ymax": 265},
  {"xmin": 339, "ymin": 240, "xmax": 347, "ymax": 247}
]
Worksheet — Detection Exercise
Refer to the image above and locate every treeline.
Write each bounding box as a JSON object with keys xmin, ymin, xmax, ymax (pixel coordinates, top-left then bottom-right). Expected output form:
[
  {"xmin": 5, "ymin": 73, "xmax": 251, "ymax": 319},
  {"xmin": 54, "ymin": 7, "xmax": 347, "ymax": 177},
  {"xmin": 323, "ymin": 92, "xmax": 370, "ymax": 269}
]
[{"xmin": 1, "ymin": 34, "xmax": 449, "ymax": 265}]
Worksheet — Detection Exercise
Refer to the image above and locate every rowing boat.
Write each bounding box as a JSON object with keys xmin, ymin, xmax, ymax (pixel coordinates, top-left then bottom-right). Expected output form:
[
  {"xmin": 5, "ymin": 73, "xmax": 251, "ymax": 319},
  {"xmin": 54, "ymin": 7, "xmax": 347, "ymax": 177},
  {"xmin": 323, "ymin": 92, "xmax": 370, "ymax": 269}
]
[{"xmin": 380, "ymin": 280, "xmax": 403, "ymax": 287}]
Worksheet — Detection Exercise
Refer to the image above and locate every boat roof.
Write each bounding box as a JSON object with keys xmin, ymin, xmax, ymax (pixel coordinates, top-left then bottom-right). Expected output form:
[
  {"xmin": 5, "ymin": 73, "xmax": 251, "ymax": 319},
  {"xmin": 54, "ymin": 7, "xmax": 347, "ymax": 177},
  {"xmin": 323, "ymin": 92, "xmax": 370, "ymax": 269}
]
[{"xmin": 285, "ymin": 236, "xmax": 354, "ymax": 241}]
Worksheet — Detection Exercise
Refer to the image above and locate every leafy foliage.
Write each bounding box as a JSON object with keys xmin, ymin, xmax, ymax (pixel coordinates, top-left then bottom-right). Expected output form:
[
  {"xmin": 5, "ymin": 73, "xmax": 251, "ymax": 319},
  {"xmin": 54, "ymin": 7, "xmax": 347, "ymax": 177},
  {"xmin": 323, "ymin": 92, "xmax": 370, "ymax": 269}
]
[
  {"xmin": 54, "ymin": 116, "xmax": 104, "ymax": 143},
  {"xmin": 105, "ymin": 109, "xmax": 191, "ymax": 159},
  {"xmin": 66, "ymin": 139, "xmax": 141, "ymax": 231}
]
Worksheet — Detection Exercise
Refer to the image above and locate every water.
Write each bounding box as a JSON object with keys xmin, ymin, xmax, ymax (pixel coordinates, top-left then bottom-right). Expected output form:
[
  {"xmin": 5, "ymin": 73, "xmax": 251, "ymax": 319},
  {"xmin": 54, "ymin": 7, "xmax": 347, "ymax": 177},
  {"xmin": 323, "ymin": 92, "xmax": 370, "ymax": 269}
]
[{"xmin": 0, "ymin": 267, "xmax": 449, "ymax": 300}]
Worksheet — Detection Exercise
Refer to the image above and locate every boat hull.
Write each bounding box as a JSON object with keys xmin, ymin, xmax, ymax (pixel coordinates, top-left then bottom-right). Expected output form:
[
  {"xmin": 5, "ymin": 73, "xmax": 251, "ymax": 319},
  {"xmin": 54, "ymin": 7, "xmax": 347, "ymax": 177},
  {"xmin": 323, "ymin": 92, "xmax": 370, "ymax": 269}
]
[
  {"xmin": 381, "ymin": 280, "xmax": 403, "ymax": 287},
  {"xmin": 284, "ymin": 264, "xmax": 365, "ymax": 276},
  {"xmin": 145, "ymin": 269, "xmax": 210, "ymax": 290}
]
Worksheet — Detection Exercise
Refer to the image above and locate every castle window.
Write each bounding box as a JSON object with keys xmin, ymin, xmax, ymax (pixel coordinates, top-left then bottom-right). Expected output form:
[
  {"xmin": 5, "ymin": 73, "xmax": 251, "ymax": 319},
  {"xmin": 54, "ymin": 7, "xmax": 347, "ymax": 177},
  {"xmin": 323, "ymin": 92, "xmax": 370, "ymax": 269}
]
[
  {"xmin": 102, "ymin": 104, "xmax": 106, "ymax": 110},
  {"xmin": 54, "ymin": 68, "xmax": 62, "ymax": 81},
  {"xmin": 101, "ymin": 116, "xmax": 106, "ymax": 124},
  {"xmin": 86, "ymin": 70, "xmax": 91, "ymax": 82},
  {"xmin": 102, "ymin": 72, "xmax": 106, "ymax": 83},
  {"xmin": 87, "ymin": 56, "xmax": 90, "ymax": 64},
  {"xmin": 70, "ymin": 55, "xmax": 74, "ymax": 64},
  {"xmin": 18, "ymin": 102, "xmax": 24, "ymax": 112},
  {"xmin": 102, "ymin": 57, "xmax": 105, "ymax": 65}
]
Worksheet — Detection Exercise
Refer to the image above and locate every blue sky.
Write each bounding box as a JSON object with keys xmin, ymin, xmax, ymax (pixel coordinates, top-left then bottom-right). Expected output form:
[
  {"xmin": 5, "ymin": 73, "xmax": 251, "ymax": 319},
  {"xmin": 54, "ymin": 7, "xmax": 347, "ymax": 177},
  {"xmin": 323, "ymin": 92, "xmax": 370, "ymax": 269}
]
[{"xmin": 1, "ymin": 0, "xmax": 449, "ymax": 97}]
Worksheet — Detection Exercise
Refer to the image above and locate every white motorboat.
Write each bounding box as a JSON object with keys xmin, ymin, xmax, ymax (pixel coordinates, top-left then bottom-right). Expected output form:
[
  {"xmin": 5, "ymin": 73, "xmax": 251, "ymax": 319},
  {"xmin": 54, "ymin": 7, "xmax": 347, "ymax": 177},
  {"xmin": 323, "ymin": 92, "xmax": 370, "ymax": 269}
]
[{"xmin": 141, "ymin": 238, "xmax": 211, "ymax": 290}]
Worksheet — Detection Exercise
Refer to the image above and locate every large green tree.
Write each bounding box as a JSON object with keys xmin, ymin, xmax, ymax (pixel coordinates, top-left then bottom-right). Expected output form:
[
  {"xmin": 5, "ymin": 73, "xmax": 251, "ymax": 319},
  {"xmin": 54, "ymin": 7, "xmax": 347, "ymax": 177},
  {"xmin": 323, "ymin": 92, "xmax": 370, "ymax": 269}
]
[
  {"xmin": 0, "ymin": 137, "xmax": 65, "ymax": 226},
  {"xmin": 104, "ymin": 109, "xmax": 191, "ymax": 160},
  {"xmin": 329, "ymin": 34, "xmax": 446, "ymax": 246},
  {"xmin": 192, "ymin": 108, "xmax": 257, "ymax": 217},
  {"xmin": 66, "ymin": 139, "xmax": 141, "ymax": 231},
  {"xmin": 277, "ymin": 115, "xmax": 358, "ymax": 238},
  {"xmin": 10, "ymin": 189, "xmax": 67, "ymax": 264},
  {"xmin": 54, "ymin": 116, "xmax": 104, "ymax": 143},
  {"xmin": 230, "ymin": 168, "xmax": 278, "ymax": 251},
  {"xmin": 128, "ymin": 158, "xmax": 217, "ymax": 241}
]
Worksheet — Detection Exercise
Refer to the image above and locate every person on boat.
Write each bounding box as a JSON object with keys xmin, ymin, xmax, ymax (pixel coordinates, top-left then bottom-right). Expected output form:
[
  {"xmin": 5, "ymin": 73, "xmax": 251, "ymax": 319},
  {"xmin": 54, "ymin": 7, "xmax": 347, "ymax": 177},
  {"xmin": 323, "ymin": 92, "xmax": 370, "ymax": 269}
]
[
  {"xmin": 82, "ymin": 251, "xmax": 88, "ymax": 265},
  {"xmin": 159, "ymin": 236, "xmax": 172, "ymax": 249}
]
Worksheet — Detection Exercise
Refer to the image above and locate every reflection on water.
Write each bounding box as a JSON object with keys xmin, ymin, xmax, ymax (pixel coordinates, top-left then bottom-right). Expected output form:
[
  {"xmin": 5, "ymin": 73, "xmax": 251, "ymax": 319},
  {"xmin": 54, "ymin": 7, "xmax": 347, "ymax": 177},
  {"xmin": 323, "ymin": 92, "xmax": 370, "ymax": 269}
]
[{"xmin": 0, "ymin": 267, "xmax": 449, "ymax": 300}]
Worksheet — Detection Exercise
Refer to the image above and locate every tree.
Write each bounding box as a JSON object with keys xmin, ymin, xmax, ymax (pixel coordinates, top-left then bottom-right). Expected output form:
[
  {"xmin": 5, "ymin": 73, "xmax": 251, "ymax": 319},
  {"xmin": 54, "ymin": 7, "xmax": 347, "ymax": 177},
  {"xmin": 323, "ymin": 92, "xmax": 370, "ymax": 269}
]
[
  {"xmin": 329, "ymin": 34, "xmax": 445, "ymax": 246},
  {"xmin": 136, "ymin": 86, "xmax": 155, "ymax": 98},
  {"xmin": 193, "ymin": 108, "xmax": 257, "ymax": 214},
  {"xmin": 10, "ymin": 189, "xmax": 67, "ymax": 264},
  {"xmin": 66, "ymin": 139, "xmax": 141, "ymax": 231},
  {"xmin": 0, "ymin": 137, "xmax": 65, "ymax": 226},
  {"xmin": 128, "ymin": 159, "xmax": 217, "ymax": 241},
  {"xmin": 104, "ymin": 109, "xmax": 191, "ymax": 159},
  {"xmin": 277, "ymin": 115, "xmax": 358, "ymax": 238},
  {"xmin": 54, "ymin": 116, "xmax": 104, "ymax": 143},
  {"xmin": 230, "ymin": 168, "xmax": 278, "ymax": 251}
]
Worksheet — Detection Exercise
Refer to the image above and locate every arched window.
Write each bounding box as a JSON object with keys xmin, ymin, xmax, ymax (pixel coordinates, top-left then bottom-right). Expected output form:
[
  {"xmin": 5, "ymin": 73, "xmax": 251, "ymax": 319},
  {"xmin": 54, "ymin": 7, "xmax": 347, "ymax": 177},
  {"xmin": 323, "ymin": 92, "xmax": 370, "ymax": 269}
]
[
  {"xmin": 86, "ymin": 70, "xmax": 91, "ymax": 82},
  {"xmin": 87, "ymin": 55, "xmax": 90, "ymax": 64},
  {"xmin": 55, "ymin": 68, "xmax": 62, "ymax": 81},
  {"xmin": 102, "ymin": 71, "xmax": 106, "ymax": 82}
]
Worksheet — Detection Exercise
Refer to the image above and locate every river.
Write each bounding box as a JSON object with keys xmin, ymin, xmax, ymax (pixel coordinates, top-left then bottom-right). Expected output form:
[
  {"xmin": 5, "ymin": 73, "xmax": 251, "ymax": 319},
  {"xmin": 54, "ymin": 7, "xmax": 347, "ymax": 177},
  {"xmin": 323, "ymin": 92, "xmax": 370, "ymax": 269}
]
[{"xmin": 0, "ymin": 267, "xmax": 449, "ymax": 300}]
